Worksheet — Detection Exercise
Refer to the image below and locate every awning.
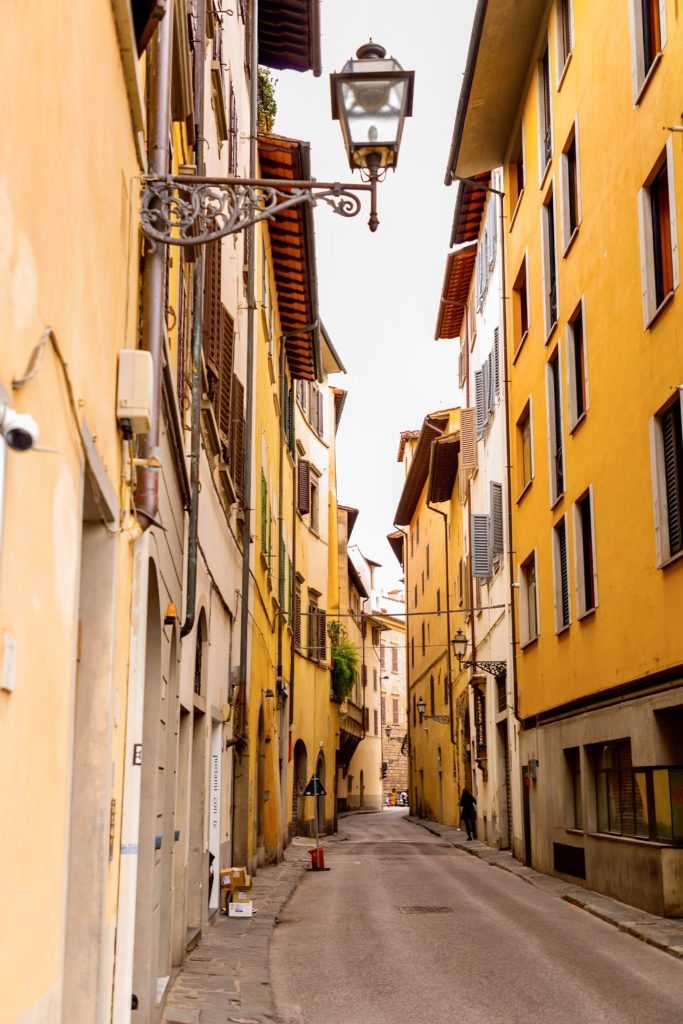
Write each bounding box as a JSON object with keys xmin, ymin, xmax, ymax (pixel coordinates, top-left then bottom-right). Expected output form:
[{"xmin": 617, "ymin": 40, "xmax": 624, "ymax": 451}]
[
  {"xmin": 434, "ymin": 243, "xmax": 477, "ymax": 340},
  {"xmin": 450, "ymin": 173, "xmax": 490, "ymax": 248},
  {"xmin": 428, "ymin": 433, "xmax": 460, "ymax": 503},
  {"xmin": 258, "ymin": 133, "xmax": 321, "ymax": 380},
  {"xmin": 444, "ymin": 0, "xmax": 547, "ymax": 182},
  {"xmin": 259, "ymin": 0, "xmax": 322, "ymax": 76}
]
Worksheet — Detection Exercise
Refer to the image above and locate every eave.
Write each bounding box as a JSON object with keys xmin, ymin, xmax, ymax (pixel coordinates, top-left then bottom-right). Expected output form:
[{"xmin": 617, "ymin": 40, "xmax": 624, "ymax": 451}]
[
  {"xmin": 444, "ymin": 0, "xmax": 547, "ymax": 182},
  {"xmin": 394, "ymin": 412, "xmax": 451, "ymax": 526},
  {"xmin": 450, "ymin": 173, "xmax": 490, "ymax": 248},
  {"xmin": 434, "ymin": 243, "xmax": 477, "ymax": 341},
  {"xmin": 387, "ymin": 531, "xmax": 404, "ymax": 569},
  {"xmin": 258, "ymin": 0, "xmax": 322, "ymax": 77}
]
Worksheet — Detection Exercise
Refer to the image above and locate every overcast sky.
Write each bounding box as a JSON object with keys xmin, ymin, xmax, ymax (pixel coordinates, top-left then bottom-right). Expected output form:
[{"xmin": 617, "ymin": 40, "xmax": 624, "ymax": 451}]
[{"xmin": 275, "ymin": 0, "xmax": 477, "ymax": 588}]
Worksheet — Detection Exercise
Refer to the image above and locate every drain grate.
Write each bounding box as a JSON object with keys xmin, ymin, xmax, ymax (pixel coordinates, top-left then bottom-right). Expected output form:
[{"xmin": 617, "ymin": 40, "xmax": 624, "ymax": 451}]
[{"xmin": 398, "ymin": 905, "xmax": 453, "ymax": 914}]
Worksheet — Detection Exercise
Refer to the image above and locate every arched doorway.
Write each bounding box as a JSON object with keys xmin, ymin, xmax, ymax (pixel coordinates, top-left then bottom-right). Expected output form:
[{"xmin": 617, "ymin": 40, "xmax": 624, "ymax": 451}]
[
  {"xmin": 292, "ymin": 740, "xmax": 307, "ymax": 836},
  {"xmin": 316, "ymin": 752, "xmax": 326, "ymax": 836},
  {"xmin": 132, "ymin": 562, "xmax": 162, "ymax": 1019}
]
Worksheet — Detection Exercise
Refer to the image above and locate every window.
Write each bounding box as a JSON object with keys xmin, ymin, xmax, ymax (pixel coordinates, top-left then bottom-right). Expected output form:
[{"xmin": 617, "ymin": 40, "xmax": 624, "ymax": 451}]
[
  {"xmin": 380, "ymin": 644, "xmax": 385, "ymax": 668},
  {"xmin": 293, "ymin": 580, "xmax": 302, "ymax": 649},
  {"xmin": 421, "ymin": 622, "xmax": 426, "ymax": 656},
  {"xmin": 557, "ymin": 0, "xmax": 574, "ymax": 76},
  {"xmin": 414, "ymin": 584, "xmax": 417, "ymax": 608},
  {"xmin": 309, "ymin": 384, "xmax": 324, "ymax": 438},
  {"xmin": 565, "ymin": 747, "xmax": 582, "ymax": 829},
  {"xmin": 547, "ymin": 347, "xmax": 565, "ymax": 504},
  {"xmin": 553, "ymin": 516, "xmax": 571, "ymax": 632},
  {"xmin": 229, "ymin": 83, "xmax": 238, "ymax": 175},
  {"xmin": 538, "ymin": 45, "xmax": 553, "ymax": 175},
  {"xmin": 373, "ymin": 668, "xmax": 378, "ymax": 692},
  {"xmin": 363, "ymin": 707, "xmax": 369, "ymax": 731},
  {"xmin": 416, "ymin": 517, "xmax": 420, "ymax": 545},
  {"xmin": 561, "ymin": 124, "xmax": 580, "ymax": 249},
  {"xmin": 429, "ymin": 675, "xmax": 435, "ymax": 715},
  {"xmin": 372, "ymin": 626, "xmax": 381, "ymax": 647},
  {"xmin": 421, "ymin": 571, "xmax": 425, "ymax": 595},
  {"xmin": 517, "ymin": 400, "xmax": 534, "ymax": 494},
  {"xmin": 631, "ymin": 0, "xmax": 665, "ymax": 97},
  {"xmin": 513, "ymin": 256, "xmax": 529, "ymax": 350},
  {"xmin": 542, "ymin": 189, "xmax": 558, "ymax": 334},
  {"xmin": 392, "ymin": 645, "xmax": 398, "ymax": 672},
  {"xmin": 436, "ymin": 588, "xmax": 441, "ymax": 614},
  {"xmin": 471, "ymin": 513, "xmax": 491, "ymax": 580},
  {"xmin": 381, "ymin": 695, "xmax": 386, "ymax": 721},
  {"xmin": 373, "ymin": 709, "xmax": 378, "ymax": 736},
  {"xmin": 310, "ymin": 474, "xmax": 319, "ymax": 533},
  {"xmin": 566, "ymin": 298, "xmax": 588, "ymax": 430},
  {"xmin": 392, "ymin": 698, "xmax": 399, "ymax": 725},
  {"xmin": 426, "ymin": 543, "xmax": 430, "ymax": 579},
  {"xmin": 510, "ymin": 126, "xmax": 525, "ymax": 212},
  {"xmin": 574, "ymin": 489, "xmax": 597, "ymax": 616},
  {"xmin": 595, "ymin": 741, "xmax": 648, "ymax": 838},
  {"xmin": 639, "ymin": 145, "xmax": 678, "ymax": 326},
  {"xmin": 490, "ymin": 480, "xmax": 504, "ymax": 559},
  {"xmin": 652, "ymin": 395, "xmax": 683, "ymax": 562},
  {"xmin": 411, "ymin": 637, "xmax": 414, "ymax": 667},
  {"xmin": 308, "ymin": 597, "xmax": 319, "ymax": 659},
  {"xmin": 520, "ymin": 552, "xmax": 539, "ymax": 645}
]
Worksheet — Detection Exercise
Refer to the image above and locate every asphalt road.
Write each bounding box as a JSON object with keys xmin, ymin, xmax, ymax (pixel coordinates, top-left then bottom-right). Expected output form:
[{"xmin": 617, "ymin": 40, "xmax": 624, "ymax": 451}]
[{"xmin": 270, "ymin": 809, "xmax": 683, "ymax": 1024}]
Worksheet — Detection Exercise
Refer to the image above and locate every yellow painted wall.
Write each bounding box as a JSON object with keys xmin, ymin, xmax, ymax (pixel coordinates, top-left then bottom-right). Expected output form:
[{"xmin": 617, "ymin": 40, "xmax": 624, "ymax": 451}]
[
  {"xmin": 504, "ymin": 1, "xmax": 683, "ymax": 718},
  {"xmin": 0, "ymin": 2, "xmax": 141, "ymax": 1019}
]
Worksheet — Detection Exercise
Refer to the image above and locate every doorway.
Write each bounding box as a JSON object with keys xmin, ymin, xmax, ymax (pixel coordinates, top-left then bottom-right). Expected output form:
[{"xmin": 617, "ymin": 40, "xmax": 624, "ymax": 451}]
[
  {"xmin": 522, "ymin": 765, "xmax": 532, "ymax": 867},
  {"xmin": 292, "ymin": 739, "xmax": 307, "ymax": 836},
  {"xmin": 497, "ymin": 720, "xmax": 511, "ymax": 850},
  {"xmin": 316, "ymin": 752, "xmax": 326, "ymax": 835}
]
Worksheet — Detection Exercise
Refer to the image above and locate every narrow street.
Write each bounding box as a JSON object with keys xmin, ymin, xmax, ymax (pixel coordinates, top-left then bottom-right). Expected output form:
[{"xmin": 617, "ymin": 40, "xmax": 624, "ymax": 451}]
[{"xmin": 271, "ymin": 811, "xmax": 683, "ymax": 1024}]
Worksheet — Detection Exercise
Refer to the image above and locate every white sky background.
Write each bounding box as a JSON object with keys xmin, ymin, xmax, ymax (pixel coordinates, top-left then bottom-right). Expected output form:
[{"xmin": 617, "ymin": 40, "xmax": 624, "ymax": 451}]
[{"xmin": 274, "ymin": 0, "xmax": 477, "ymax": 585}]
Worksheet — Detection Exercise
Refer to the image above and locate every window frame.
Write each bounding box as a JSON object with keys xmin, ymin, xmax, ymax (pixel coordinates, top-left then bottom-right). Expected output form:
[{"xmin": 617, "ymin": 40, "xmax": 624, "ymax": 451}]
[
  {"xmin": 629, "ymin": 0, "xmax": 666, "ymax": 103},
  {"xmin": 541, "ymin": 184, "xmax": 559, "ymax": 340},
  {"xmin": 546, "ymin": 343, "xmax": 566, "ymax": 507},
  {"xmin": 556, "ymin": 0, "xmax": 575, "ymax": 87},
  {"xmin": 552, "ymin": 514, "xmax": 571, "ymax": 633},
  {"xmin": 516, "ymin": 397, "xmax": 535, "ymax": 500},
  {"xmin": 638, "ymin": 141, "xmax": 679, "ymax": 328},
  {"xmin": 519, "ymin": 550, "xmax": 540, "ymax": 647},
  {"xmin": 573, "ymin": 486, "xmax": 599, "ymax": 618},
  {"xmin": 537, "ymin": 41, "xmax": 554, "ymax": 183},
  {"xmin": 560, "ymin": 120, "xmax": 582, "ymax": 254},
  {"xmin": 650, "ymin": 390, "xmax": 683, "ymax": 566},
  {"xmin": 512, "ymin": 252, "xmax": 530, "ymax": 359},
  {"xmin": 566, "ymin": 296, "xmax": 589, "ymax": 432},
  {"xmin": 509, "ymin": 124, "xmax": 526, "ymax": 225}
]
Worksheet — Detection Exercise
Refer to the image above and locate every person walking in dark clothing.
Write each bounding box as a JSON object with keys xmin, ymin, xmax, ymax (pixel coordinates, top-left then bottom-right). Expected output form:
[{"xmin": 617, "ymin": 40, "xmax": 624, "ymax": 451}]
[{"xmin": 460, "ymin": 787, "xmax": 477, "ymax": 840}]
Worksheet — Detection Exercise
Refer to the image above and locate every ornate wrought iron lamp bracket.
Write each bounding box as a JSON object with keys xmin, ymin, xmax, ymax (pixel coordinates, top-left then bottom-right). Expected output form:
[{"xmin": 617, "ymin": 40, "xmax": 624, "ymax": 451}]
[
  {"xmin": 140, "ymin": 172, "xmax": 379, "ymax": 247},
  {"xmin": 419, "ymin": 714, "xmax": 451, "ymax": 725},
  {"xmin": 460, "ymin": 659, "xmax": 507, "ymax": 677}
]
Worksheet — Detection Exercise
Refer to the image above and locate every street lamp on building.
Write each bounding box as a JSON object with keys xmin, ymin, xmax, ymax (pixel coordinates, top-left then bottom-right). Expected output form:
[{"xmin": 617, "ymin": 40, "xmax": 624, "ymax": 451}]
[
  {"xmin": 140, "ymin": 41, "xmax": 414, "ymax": 245},
  {"xmin": 416, "ymin": 697, "xmax": 450, "ymax": 726},
  {"xmin": 385, "ymin": 723, "xmax": 392, "ymax": 739},
  {"xmin": 451, "ymin": 629, "xmax": 506, "ymax": 677}
]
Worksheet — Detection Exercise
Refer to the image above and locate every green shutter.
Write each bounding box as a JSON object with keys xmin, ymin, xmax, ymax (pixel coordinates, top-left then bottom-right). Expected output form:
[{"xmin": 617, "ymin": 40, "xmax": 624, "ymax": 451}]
[{"xmin": 260, "ymin": 473, "xmax": 267, "ymax": 555}]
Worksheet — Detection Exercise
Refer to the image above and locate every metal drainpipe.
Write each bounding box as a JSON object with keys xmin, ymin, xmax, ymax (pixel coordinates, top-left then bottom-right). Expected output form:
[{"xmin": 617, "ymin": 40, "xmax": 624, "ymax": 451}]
[
  {"xmin": 393, "ymin": 525, "xmax": 410, "ymax": 793},
  {"xmin": 289, "ymin": 433, "xmax": 297, "ymax": 728},
  {"xmin": 237, "ymin": 0, "xmax": 259, "ymax": 734},
  {"xmin": 426, "ymin": 442, "xmax": 456, "ymax": 749},
  {"xmin": 181, "ymin": 0, "xmax": 207, "ymax": 638},
  {"xmin": 498, "ymin": 175, "xmax": 520, "ymax": 722},
  {"xmin": 136, "ymin": 2, "xmax": 174, "ymax": 530},
  {"xmin": 277, "ymin": 338, "xmax": 287, "ymax": 833}
]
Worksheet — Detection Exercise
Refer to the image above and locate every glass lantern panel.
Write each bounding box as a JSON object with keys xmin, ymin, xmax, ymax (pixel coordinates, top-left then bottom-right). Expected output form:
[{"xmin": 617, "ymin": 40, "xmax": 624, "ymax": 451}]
[{"xmin": 340, "ymin": 77, "xmax": 407, "ymax": 146}]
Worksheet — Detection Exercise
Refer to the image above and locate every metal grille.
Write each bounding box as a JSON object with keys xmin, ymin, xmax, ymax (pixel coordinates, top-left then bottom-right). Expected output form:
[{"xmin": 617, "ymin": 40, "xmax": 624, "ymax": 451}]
[{"xmin": 398, "ymin": 906, "xmax": 452, "ymax": 915}]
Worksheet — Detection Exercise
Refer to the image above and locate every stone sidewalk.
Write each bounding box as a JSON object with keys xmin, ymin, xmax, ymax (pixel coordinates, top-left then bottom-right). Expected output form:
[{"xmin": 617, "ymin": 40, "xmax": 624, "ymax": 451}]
[
  {"xmin": 162, "ymin": 846, "xmax": 311, "ymax": 1024},
  {"xmin": 406, "ymin": 814, "xmax": 683, "ymax": 961}
]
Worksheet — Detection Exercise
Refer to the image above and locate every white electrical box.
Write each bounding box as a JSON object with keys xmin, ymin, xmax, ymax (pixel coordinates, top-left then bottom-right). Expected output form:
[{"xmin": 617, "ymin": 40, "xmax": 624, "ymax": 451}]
[{"xmin": 116, "ymin": 350, "xmax": 153, "ymax": 435}]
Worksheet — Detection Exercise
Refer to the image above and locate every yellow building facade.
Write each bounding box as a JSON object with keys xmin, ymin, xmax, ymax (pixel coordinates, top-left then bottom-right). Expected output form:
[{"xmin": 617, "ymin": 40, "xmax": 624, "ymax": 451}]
[{"xmin": 447, "ymin": 0, "xmax": 683, "ymax": 913}]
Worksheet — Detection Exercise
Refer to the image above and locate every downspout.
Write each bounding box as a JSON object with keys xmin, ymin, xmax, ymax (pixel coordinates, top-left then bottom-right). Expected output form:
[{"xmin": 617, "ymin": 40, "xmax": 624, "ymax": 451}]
[
  {"xmin": 136, "ymin": 1, "xmax": 174, "ymax": 529},
  {"xmin": 181, "ymin": 0, "xmax": 207, "ymax": 637},
  {"xmin": 237, "ymin": 0, "xmax": 259, "ymax": 735},
  {"xmin": 393, "ymin": 525, "xmax": 410, "ymax": 794},
  {"xmin": 426, "ymin": 442, "xmax": 456, "ymax": 749},
  {"xmin": 289, "ymin": 437, "xmax": 297, "ymax": 728},
  {"xmin": 277, "ymin": 338, "xmax": 287, "ymax": 837},
  {"xmin": 499, "ymin": 174, "xmax": 520, "ymax": 722}
]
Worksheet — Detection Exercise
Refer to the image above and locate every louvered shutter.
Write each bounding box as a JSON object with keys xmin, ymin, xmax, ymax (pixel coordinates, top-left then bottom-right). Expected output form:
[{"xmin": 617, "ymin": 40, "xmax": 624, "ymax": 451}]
[
  {"xmin": 471, "ymin": 514, "xmax": 491, "ymax": 579},
  {"xmin": 486, "ymin": 353, "xmax": 494, "ymax": 414},
  {"xmin": 493, "ymin": 328, "xmax": 501, "ymax": 396},
  {"xmin": 287, "ymin": 384, "xmax": 295, "ymax": 451},
  {"xmin": 318, "ymin": 610, "xmax": 327, "ymax": 663},
  {"xmin": 230, "ymin": 376, "xmax": 245, "ymax": 500},
  {"xmin": 558, "ymin": 520, "xmax": 570, "ymax": 627},
  {"xmin": 298, "ymin": 459, "xmax": 310, "ymax": 514},
  {"xmin": 489, "ymin": 195, "xmax": 498, "ymax": 265},
  {"xmin": 663, "ymin": 405, "xmax": 683, "ymax": 555},
  {"xmin": 475, "ymin": 369, "xmax": 486, "ymax": 437},
  {"xmin": 218, "ymin": 305, "xmax": 234, "ymax": 443},
  {"xmin": 279, "ymin": 538, "xmax": 286, "ymax": 607},
  {"xmin": 260, "ymin": 473, "xmax": 268, "ymax": 555},
  {"xmin": 203, "ymin": 240, "xmax": 222, "ymax": 371},
  {"xmin": 317, "ymin": 389, "xmax": 324, "ymax": 438},
  {"xmin": 460, "ymin": 408, "xmax": 478, "ymax": 471},
  {"xmin": 294, "ymin": 585, "xmax": 302, "ymax": 647},
  {"xmin": 490, "ymin": 481, "xmax": 504, "ymax": 554}
]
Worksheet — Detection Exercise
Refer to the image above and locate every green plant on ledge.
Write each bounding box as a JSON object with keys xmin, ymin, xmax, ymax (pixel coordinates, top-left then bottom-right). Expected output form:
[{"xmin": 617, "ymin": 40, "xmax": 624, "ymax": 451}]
[
  {"xmin": 329, "ymin": 620, "xmax": 358, "ymax": 703},
  {"xmin": 258, "ymin": 66, "xmax": 277, "ymax": 132}
]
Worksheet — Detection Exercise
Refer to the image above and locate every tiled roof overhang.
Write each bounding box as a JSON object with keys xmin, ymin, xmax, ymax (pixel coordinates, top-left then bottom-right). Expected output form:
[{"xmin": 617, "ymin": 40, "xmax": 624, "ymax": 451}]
[
  {"xmin": 450, "ymin": 173, "xmax": 490, "ymax": 247},
  {"xmin": 332, "ymin": 388, "xmax": 348, "ymax": 431},
  {"xmin": 444, "ymin": 0, "xmax": 547, "ymax": 182},
  {"xmin": 394, "ymin": 413, "xmax": 450, "ymax": 526},
  {"xmin": 348, "ymin": 557, "xmax": 369, "ymax": 600},
  {"xmin": 428, "ymin": 434, "xmax": 460, "ymax": 503},
  {"xmin": 339, "ymin": 504, "xmax": 359, "ymax": 538},
  {"xmin": 258, "ymin": 133, "xmax": 321, "ymax": 381},
  {"xmin": 259, "ymin": 0, "xmax": 322, "ymax": 76},
  {"xmin": 434, "ymin": 243, "xmax": 477, "ymax": 340},
  {"xmin": 387, "ymin": 531, "xmax": 404, "ymax": 569}
]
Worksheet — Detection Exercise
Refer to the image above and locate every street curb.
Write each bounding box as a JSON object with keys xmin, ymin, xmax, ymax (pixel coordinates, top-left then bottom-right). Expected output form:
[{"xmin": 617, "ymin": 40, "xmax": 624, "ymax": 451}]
[{"xmin": 404, "ymin": 815, "xmax": 683, "ymax": 962}]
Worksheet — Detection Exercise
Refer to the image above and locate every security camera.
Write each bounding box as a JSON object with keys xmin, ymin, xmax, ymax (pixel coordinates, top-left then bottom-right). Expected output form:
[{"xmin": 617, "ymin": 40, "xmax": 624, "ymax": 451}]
[{"xmin": 1, "ymin": 407, "xmax": 39, "ymax": 451}]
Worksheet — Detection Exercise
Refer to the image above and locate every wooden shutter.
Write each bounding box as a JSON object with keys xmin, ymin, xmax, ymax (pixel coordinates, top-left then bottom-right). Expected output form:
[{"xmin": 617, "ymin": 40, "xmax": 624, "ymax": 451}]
[
  {"xmin": 475, "ymin": 369, "xmax": 486, "ymax": 437},
  {"xmin": 230, "ymin": 375, "xmax": 245, "ymax": 501},
  {"xmin": 260, "ymin": 473, "xmax": 268, "ymax": 555},
  {"xmin": 392, "ymin": 646, "xmax": 398, "ymax": 672},
  {"xmin": 485, "ymin": 352, "xmax": 494, "ymax": 414},
  {"xmin": 493, "ymin": 328, "xmax": 501, "ymax": 396},
  {"xmin": 557, "ymin": 519, "xmax": 570, "ymax": 627},
  {"xmin": 460, "ymin": 408, "xmax": 478, "ymax": 473},
  {"xmin": 294, "ymin": 584, "xmax": 302, "ymax": 648},
  {"xmin": 663, "ymin": 403, "xmax": 683, "ymax": 555},
  {"xmin": 203, "ymin": 240, "xmax": 222, "ymax": 371},
  {"xmin": 490, "ymin": 481, "xmax": 504, "ymax": 554},
  {"xmin": 217, "ymin": 305, "xmax": 234, "ymax": 443},
  {"xmin": 298, "ymin": 459, "xmax": 311, "ymax": 514},
  {"xmin": 132, "ymin": 0, "xmax": 168, "ymax": 55},
  {"xmin": 380, "ymin": 644, "xmax": 385, "ymax": 668},
  {"xmin": 317, "ymin": 389, "xmax": 324, "ymax": 438},
  {"xmin": 471, "ymin": 514, "xmax": 491, "ymax": 579},
  {"xmin": 279, "ymin": 539, "xmax": 286, "ymax": 607},
  {"xmin": 229, "ymin": 84, "xmax": 238, "ymax": 175},
  {"xmin": 287, "ymin": 384, "xmax": 295, "ymax": 451},
  {"xmin": 318, "ymin": 610, "xmax": 327, "ymax": 663},
  {"xmin": 177, "ymin": 251, "xmax": 188, "ymax": 404}
]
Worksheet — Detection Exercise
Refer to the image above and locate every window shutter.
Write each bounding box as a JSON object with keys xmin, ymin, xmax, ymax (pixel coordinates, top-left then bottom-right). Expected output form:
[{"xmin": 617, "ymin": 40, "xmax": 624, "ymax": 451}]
[
  {"xmin": 362, "ymin": 663, "xmax": 368, "ymax": 686},
  {"xmin": 485, "ymin": 353, "xmax": 494, "ymax": 414},
  {"xmin": 279, "ymin": 538, "xmax": 286, "ymax": 607},
  {"xmin": 203, "ymin": 239, "xmax": 222, "ymax": 372},
  {"xmin": 317, "ymin": 389, "xmax": 324, "ymax": 438},
  {"xmin": 260, "ymin": 473, "xmax": 268, "ymax": 554},
  {"xmin": 558, "ymin": 520, "xmax": 570, "ymax": 628},
  {"xmin": 229, "ymin": 84, "xmax": 238, "ymax": 175},
  {"xmin": 490, "ymin": 481, "xmax": 504, "ymax": 554},
  {"xmin": 493, "ymin": 328, "xmax": 501, "ymax": 396},
  {"xmin": 287, "ymin": 384, "xmax": 295, "ymax": 451},
  {"xmin": 475, "ymin": 369, "xmax": 486, "ymax": 437},
  {"xmin": 380, "ymin": 644, "xmax": 385, "ymax": 668},
  {"xmin": 460, "ymin": 408, "xmax": 477, "ymax": 470},
  {"xmin": 663, "ymin": 405, "xmax": 683, "ymax": 554},
  {"xmin": 294, "ymin": 586, "xmax": 302, "ymax": 647},
  {"xmin": 230, "ymin": 375, "xmax": 245, "ymax": 500},
  {"xmin": 318, "ymin": 610, "xmax": 327, "ymax": 663},
  {"xmin": 392, "ymin": 646, "xmax": 398, "ymax": 672},
  {"xmin": 218, "ymin": 305, "xmax": 234, "ymax": 443},
  {"xmin": 471, "ymin": 514, "xmax": 491, "ymax": 579},
  {"xmin": 298, "ymin": 459, "xmax": 311, "ymax": 514}
]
